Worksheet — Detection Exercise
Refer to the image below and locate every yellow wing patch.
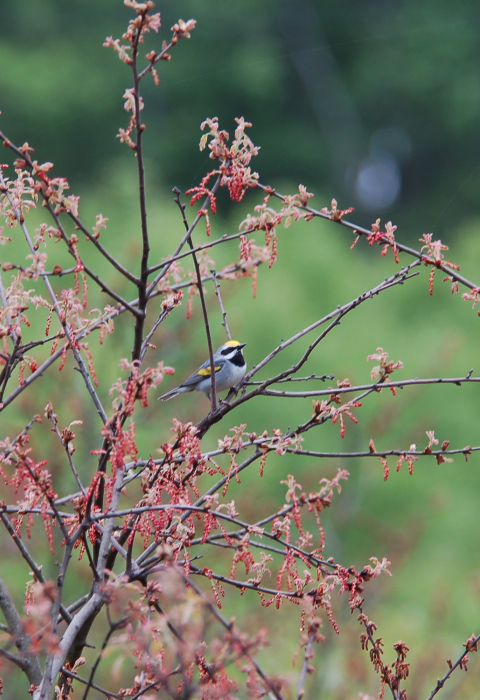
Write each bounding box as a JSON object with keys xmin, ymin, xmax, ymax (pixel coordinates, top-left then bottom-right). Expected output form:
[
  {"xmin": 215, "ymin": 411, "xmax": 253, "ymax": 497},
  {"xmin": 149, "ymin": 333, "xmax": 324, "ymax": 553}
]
[
  {"xmin": 225, "ymin": 340, "xmax": 240, "ymax": 347},
  {"xmin": 197, "ymin": 366, "xmax": 221, "ymax": 376}
]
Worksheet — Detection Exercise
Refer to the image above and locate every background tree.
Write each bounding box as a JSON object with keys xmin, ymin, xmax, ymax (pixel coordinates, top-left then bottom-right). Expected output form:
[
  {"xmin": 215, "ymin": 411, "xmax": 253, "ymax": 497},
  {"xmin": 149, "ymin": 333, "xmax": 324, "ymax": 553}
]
[{"xmin": 1, "ymin": 1, "xmax": 480, "ymax": 698}]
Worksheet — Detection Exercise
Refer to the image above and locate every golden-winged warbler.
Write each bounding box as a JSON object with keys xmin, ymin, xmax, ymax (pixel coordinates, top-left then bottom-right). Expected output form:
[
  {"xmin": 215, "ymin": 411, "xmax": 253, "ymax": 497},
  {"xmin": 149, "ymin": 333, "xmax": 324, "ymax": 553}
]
[{"xmin": 159, "ymin": 340, "xmax": 247, "ymax": 401}]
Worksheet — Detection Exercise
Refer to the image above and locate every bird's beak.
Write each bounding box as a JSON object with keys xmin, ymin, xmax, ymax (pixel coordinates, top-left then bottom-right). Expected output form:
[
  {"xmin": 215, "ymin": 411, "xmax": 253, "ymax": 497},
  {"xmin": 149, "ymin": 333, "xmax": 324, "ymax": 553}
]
[{"xmin": 239, "ymin": 343, "xmax": 247, "ymax": 349}]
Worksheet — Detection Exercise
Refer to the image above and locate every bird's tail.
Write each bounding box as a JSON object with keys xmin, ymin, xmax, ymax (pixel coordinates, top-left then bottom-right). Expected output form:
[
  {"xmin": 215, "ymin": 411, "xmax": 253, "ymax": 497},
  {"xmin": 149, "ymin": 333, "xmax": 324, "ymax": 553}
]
[{"xmin": 158, "ymin": 389, "xmax": 180, "ymax": 401}]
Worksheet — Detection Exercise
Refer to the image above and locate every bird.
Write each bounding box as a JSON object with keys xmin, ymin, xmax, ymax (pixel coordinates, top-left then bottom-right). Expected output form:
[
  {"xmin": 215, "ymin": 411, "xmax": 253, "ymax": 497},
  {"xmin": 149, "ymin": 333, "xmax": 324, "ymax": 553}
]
[{"xmin": 158, "ymin": 340, "xmax": 247, "ymax": 401}]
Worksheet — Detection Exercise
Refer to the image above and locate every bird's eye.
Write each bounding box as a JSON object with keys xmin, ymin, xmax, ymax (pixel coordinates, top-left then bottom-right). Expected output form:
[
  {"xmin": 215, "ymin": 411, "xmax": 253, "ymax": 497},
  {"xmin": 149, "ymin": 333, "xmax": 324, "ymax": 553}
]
[{"xmin": 221, "ymin": 347, "xmax": 232, "ymax": 356}]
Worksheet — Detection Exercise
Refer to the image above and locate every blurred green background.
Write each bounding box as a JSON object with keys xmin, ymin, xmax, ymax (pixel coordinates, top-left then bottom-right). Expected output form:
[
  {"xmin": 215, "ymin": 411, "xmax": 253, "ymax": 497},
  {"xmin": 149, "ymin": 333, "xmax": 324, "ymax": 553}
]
[{"xmin": 1, "ymin": 1, "xmax": 480, "ymax": 698}]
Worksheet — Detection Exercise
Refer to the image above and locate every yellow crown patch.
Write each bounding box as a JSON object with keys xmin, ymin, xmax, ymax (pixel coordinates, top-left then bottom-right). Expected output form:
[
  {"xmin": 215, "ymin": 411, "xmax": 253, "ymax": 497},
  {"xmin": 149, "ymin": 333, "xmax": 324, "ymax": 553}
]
[{"xmin": 225, "ymin": 340, "xmax": 241, "ymax": 347}]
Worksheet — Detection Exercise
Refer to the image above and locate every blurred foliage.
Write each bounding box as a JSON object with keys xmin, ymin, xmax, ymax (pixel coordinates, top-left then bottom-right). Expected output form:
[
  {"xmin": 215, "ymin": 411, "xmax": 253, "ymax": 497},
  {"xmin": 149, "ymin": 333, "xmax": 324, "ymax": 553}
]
[
  {"xmin": 2, "ymin": 1, "xmax": 480, "ymax": 698},
  {"xmin": 3, "ymin": 0, "xmax": 480, "ymax": 234}
]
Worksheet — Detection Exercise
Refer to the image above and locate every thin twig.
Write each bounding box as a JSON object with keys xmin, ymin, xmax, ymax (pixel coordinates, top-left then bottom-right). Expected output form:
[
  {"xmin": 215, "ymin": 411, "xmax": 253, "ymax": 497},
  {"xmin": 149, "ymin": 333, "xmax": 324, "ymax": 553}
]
[
  {"xmin": 81, "ymin": 619, "xmax": 127, "ymax": 700},
  {"xmin": 59, "ymin": 666, "xmax": 123, "ymax": 699},
  {"xmin": 425, "ymin": 633, "xmax": 480, "ymax": 700},
  {"xmin": 0, "ymin": 267, "xmax": 18, "ymax": 344},
  {"xmin": 145, "ymin": 175, "xmax": 222, "ymax": 298},
  {"xmin": 185, "ymin": 575, "xmax": 287, "ymax": 700},
  {"xmin": 0, "ymin": 167, "xmax": 108, "ymax": 424},
  {"xmin": 28, "ymin": 200, "xmax": 141, "ymax": 312},
  {"xmin": 0, "ymin": 511, "xmax": 73, "ymax": 625},
  {"xmin": 255, "ymin": 370, "xmax": 480, "ymax": 397},
  {"xmin": 46, "ymin": 407, "xmax": 86, "ymax": 496},
  {"xmin": 173, "ymin": 187, "xmax": 217, "ymax": 410},
  {"xmin": 0, "ymin": 575, "xmax": 42, "ymax": 685},
  {"xmin": 130, "ymin": 11, "xmax": 151, "ymax": 363},
  {"xmin": 139, "ymin": 293, "xmax": 182, "ymax": 364},
  {"xmin": 296, "ymin": 630, "xmax": 315, "ymax": 700},
  {"xmin": 0, "ymin": 131, "xmax": 139, "ymax": 285},
  {"xmin": 211, "ymin": 268, "xmax": 231, "ymax": 340},
  {"xmin": 262, "ymin": 183, "xmax": 480, "ymax": 293},
  {"xmin": 147, "ymin": 225, "xmax": 257, "ymax": 275}
]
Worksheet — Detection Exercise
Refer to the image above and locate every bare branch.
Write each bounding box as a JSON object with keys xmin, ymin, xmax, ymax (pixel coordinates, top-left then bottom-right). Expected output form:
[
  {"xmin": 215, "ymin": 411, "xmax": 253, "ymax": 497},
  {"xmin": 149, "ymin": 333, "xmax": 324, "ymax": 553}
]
[
  {"xmin": 173, "ymin": 187, "xmax": 217, "ymax": 410},
  {"xmin": 211, "ymin": 268, "xmax": 231, "ymax": 340},
  {"xmin": 145, "ymin": 175, "xmax": 222, "ymax": 298},
  {"xmin": 0, "ymin": 575, "xmax": 42, "ymax": 686},
  {"xmin": 296, "ymin": 630, "xmax": 315, "ymax": 700},
  {"xmin": 262, "ymin": 183, "xmax": 480, "ymax": 293},
  {"xmin": 426, "ymin": 633, "xmax": 480, "ymax": 700}
]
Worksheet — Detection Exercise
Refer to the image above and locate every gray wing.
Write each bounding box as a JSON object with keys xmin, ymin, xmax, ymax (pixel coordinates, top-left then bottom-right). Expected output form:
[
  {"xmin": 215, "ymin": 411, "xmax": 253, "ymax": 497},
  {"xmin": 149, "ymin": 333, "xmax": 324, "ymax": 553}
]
[{"xmin": 180, "ymin": 358, "xmax": 226, "ymax": 387}]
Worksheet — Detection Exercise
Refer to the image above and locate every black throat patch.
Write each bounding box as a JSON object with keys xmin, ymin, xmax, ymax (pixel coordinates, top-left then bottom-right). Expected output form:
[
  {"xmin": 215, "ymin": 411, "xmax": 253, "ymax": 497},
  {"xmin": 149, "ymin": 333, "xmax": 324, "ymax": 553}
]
[{"xmin": 230, "ymin": 348, "xmax": 246, "ymax": 368}]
